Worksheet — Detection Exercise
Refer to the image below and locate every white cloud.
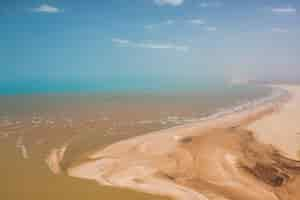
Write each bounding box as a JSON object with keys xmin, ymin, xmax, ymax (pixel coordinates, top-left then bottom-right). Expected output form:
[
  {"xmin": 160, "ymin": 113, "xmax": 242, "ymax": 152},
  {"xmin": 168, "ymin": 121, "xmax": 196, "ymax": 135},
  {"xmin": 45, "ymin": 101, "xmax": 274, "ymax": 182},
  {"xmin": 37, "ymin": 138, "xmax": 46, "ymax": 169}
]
[
  {"xmin": 271, "ymin": 6, "xmax": 296, "ymax": 14},
  {"xmin": 138, "ymin": 42, "xmax": 189, "ymax": 52},
  {"xmin": 165, "ymin": 20, "xmax": 175, "ymax": 25},
  {"xmin": 272, "ymin": 28, "xmax": 289, "ymax": 33},
  {"xmin": 187, "ymin": 19, "xmax": 206, "ymax": 25},
  {"xmin": 32, "ymin": 4, "xmax": 62, "ymax": 13},
  {"xmin": 154, "ymin": 0, "xmax": 184, "ymax": 6},
  {"xmin": 199, "ymin": 1, "xmax": 222, "ymax": 8},
  {"xmin": 112, "ymin": 38, "xmax": 130, "ymax": 45},
  {"xmin": 112, "ymin": 38, "xmax": 189, "ymax": 52},
  {"xmin": 144, "ymin": 25, "xmax": 154, "ymax": 30},
  {"xmin": 144, "ymin": 20, "xmax": 174, "ymax": 30},
  {"xmin": 205, "ymin": 26, "xmax": 217, "ymax": 31}
]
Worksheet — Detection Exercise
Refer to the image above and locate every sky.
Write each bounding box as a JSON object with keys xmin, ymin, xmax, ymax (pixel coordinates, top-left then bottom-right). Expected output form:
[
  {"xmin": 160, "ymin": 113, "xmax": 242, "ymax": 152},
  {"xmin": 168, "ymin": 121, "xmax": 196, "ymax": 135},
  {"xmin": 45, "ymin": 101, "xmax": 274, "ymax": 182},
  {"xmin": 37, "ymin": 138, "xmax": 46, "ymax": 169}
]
[{"xmin": 0, "ymin": 0, "xmax": 299, "ymax": 93}]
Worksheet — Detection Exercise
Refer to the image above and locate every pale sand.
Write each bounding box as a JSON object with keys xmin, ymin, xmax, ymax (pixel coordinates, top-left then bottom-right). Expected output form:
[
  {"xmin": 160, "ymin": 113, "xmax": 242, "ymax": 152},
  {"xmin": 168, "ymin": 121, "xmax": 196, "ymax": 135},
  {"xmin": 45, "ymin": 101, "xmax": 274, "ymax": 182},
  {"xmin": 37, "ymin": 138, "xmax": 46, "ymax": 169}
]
[
  {"xmin": 247, "ymin": 85, "xmax": 300, "ymax": 160},
  {"xmin": 67, "ymin": 85, "xmax": 300, "ymax": 200}
]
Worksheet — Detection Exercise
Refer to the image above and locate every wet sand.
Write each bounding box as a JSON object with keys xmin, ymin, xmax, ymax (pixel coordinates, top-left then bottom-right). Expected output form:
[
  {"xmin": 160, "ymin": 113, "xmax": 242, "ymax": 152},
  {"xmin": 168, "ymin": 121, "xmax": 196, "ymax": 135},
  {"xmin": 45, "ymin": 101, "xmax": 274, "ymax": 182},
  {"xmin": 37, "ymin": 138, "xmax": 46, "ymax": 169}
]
[{"xmin": 68, "ymin": 85, "xmax": 300, "ymax": 200}]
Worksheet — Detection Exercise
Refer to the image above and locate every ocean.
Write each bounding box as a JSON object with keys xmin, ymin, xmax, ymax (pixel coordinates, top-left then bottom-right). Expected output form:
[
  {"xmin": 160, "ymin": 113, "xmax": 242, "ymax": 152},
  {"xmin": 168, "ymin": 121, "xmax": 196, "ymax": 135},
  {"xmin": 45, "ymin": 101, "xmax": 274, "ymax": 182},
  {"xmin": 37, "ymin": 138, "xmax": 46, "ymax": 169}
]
[{"xmin": 0, "ymin": 83, "xmax": 272, "ymax": 200}]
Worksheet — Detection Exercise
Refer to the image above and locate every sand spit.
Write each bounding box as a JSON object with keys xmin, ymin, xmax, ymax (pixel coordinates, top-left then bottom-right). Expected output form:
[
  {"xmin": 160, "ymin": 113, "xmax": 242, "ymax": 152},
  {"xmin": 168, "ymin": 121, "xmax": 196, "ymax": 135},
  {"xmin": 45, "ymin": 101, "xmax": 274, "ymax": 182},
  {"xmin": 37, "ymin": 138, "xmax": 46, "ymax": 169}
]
[
  {"xmin": 67, "ymin": 85, "xmax": 300, "ymax": 200},
  {"xmin": 46, "ymin": 145, "xmax": 68, "ymax": 174},
  {"xmin": 16, "ymin": 136, "xmax": 29, "ymax": 159}
]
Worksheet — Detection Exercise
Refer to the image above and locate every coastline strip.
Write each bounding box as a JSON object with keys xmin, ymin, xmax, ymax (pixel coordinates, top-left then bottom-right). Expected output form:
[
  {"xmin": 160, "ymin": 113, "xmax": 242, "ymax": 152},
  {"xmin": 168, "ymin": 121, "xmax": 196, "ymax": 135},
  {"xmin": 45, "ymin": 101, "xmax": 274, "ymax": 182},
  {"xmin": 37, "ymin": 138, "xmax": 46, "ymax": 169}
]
[{"xmin": 65, "ymin": 85, "xmax": 295, "ymax": 200}]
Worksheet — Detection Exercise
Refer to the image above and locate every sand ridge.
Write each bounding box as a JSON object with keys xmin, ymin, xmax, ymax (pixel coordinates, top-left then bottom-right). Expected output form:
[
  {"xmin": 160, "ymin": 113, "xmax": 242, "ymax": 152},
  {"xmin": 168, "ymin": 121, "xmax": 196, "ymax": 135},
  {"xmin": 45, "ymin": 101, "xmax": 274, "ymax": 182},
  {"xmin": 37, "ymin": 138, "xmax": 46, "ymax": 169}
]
[
  {"xmin": 247, "ymin": 85, "xmax": 300, "ymax": 160},
  {"xmin": 163, "ymin": 129, "xmax": 300, "ymax": 200},
  {"xmin": 67, "ymin": 85, "xmax": 300, "ymax": 200}
]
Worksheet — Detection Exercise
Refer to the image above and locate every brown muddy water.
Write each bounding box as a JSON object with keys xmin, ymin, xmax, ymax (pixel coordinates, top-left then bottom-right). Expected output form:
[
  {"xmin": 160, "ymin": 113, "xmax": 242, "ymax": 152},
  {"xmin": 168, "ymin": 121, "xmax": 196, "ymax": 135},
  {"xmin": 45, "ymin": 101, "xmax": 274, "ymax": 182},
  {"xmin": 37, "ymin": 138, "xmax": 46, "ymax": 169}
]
[{"xmin": 0, "ymin": 85, "xmax": 271, "ymax": 200}]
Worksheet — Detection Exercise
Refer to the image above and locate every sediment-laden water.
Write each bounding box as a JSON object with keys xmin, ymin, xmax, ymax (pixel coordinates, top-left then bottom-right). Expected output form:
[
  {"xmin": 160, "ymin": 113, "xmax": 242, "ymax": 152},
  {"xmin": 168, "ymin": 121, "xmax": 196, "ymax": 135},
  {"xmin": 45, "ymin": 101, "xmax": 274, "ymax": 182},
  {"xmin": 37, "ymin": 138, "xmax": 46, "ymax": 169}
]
[{"xmin": 0, "ymin": 84, "xmax": 273, "ymax": 200}]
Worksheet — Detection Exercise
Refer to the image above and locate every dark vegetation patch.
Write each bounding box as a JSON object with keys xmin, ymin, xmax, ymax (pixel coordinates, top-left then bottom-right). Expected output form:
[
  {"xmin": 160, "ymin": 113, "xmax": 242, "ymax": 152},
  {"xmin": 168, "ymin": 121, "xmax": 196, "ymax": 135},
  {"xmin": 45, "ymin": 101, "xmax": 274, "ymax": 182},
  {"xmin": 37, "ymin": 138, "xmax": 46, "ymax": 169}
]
[
  {"xmin": 242, "ymin": 163, "xmax": 288, "ymax": 187},
  {"xmin": 239, "ymin": 130, "xmax": 300, "ymax": 187},
  {"xmin": 133, "ymin": 178, "xmax": 145, "ymax": 184},
  {"xmin": 156, "ymin": 172, "xmax": 176, "ymax": 182},
  {"xmin": 180, "ymin": 137, "xmax": 193, "ymax": 144}
]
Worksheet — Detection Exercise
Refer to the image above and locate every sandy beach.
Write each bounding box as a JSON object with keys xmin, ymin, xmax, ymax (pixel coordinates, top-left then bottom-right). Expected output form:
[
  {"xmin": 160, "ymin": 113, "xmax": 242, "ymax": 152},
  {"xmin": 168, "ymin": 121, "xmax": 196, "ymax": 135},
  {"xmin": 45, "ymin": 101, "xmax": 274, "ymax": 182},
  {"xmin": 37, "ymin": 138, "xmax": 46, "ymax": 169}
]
[
  {"xmin": 67, "ymin": 85, "xmax": 300, "ymax": 200},
  {"xmin": 247, "ymin": 85, "xmax": 300, "ymax": 160}
]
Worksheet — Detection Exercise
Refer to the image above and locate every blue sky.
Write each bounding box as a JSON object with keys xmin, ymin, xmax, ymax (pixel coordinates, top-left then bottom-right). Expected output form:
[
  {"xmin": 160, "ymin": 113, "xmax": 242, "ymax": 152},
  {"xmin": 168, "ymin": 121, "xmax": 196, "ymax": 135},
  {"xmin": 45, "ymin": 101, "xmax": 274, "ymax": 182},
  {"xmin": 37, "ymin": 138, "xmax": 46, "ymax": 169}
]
[{"xmin": 0, "ymin": 0, "xmax": 299, "ymax": 93}]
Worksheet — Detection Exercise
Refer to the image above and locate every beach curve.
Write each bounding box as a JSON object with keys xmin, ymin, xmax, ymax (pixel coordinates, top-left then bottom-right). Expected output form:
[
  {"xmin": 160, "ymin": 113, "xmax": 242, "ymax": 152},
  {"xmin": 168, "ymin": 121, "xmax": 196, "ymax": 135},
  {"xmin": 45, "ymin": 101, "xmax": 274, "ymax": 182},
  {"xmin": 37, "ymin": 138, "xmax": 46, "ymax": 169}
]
[{"xmin": 65, "ymin": 85, "xmax": 300, "ymax": 200}]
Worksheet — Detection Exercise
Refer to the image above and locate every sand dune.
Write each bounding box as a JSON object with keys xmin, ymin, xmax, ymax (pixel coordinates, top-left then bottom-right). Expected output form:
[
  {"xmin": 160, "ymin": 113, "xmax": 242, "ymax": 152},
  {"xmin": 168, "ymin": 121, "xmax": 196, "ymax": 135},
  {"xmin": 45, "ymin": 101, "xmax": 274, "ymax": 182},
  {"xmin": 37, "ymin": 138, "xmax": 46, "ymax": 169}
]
[
  {"xmin": 247, "ymin": 85, "xmax": 300, "ymax": 160},
  {"xmin": 160, "ymin": 129, "xmax": 300, "ymax": 200},
  {"xmin": 67, "ymin": 85, "xmax": 300, "ymax": 200}
]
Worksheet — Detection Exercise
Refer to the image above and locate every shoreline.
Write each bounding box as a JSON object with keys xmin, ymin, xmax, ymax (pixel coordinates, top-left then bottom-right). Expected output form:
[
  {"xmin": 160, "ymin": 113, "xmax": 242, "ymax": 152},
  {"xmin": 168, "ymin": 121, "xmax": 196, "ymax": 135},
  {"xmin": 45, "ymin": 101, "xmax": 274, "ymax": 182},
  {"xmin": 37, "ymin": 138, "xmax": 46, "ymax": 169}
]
[
  {"xmin": 66, "ymin": 84, "xmax": 300, "ymax": 200},
  {"xmin": 46, "ymin": 85, "xmax": 283, "ymax": 173},
  {"xmin": 82, "ymin": 85, "xmax": 289, "ymax": 161}
]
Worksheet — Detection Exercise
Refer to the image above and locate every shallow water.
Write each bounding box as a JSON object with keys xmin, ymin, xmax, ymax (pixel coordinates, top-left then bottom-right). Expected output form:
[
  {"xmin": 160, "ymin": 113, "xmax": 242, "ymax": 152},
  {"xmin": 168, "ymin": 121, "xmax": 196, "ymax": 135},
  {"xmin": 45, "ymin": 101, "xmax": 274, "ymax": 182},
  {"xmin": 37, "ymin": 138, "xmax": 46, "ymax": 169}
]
[{"xmin": 0, "ymin": 84, "xmax": 271, "ymax": 200}]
